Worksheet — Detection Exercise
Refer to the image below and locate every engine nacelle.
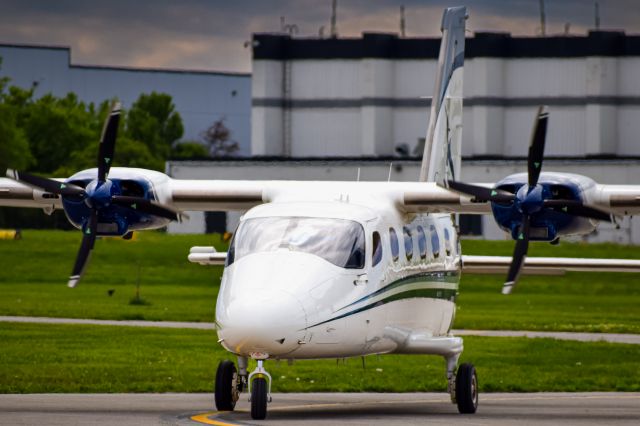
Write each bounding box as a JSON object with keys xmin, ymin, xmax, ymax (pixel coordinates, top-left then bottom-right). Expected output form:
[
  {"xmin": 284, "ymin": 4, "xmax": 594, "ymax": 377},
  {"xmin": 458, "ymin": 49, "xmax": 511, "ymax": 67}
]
[
  {"xmin": 61, "ymin": 168, "xmax": 173, "ymax": 236},
  {"xmin": 491, "ymin": 172, "xmax": 598, "ymax": 241}
]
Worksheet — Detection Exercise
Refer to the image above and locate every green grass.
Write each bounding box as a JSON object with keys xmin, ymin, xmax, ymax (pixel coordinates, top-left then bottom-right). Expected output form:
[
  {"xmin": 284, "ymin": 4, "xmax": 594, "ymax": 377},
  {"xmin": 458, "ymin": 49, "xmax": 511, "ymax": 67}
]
[
  {"xmin": 457, "ymin": 240, "xmax": 640, "ymax": 334},
  {"xmin": 0, "ymin": 230, "xmax": 223, "ymax": 322},
  {"xmin": 1, "ymin": 231, "xmax": 639, "ymax": 332},
  {"xmin": 1, "ymin": 323, "xmax": 638, "ymax": 393}
]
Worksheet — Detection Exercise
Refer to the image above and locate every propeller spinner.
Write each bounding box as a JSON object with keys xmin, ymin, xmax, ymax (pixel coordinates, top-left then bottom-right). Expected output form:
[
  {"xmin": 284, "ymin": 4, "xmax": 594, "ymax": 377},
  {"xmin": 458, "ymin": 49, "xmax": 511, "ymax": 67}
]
[
  {"xmin": 6, "ymin": 102, "xmax": 184, "ymax": 288},
  {"xmin": 448, "ymin": 106, "xmax": 612, "ymax": 294}
]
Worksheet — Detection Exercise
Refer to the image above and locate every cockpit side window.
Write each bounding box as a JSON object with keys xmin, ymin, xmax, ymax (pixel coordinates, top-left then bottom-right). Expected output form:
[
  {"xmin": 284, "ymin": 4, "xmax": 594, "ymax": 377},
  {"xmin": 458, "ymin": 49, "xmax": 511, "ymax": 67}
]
[
  {"xmin": 417, "ymin": 226, "xmax": 427, "ymax": 259},
  {"xmin": 403, "ymin": 226, "xmax": 413, "ymax": 261},
  {"xmin": 372, "ymin": 231, "xmax": 383, "ymax": 266},
  {"xmin": 444, "ymin": 228, "xmax": 452, "ymax": 256},
  {"xmin": 389, "ymin": 228, "xmax": 399, "ymax": 262}
]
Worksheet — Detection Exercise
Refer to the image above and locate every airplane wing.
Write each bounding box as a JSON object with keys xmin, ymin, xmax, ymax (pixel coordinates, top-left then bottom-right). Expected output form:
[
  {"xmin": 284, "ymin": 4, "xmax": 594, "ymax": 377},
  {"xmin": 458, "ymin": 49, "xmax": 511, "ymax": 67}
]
[
  {"xmin": 0, "ymin": 178, "xmax": 63, "ymax": 210},
  {"xmin": 402, "ymin": 183, "xmax": 640, "ymax": 216},
  {"xmin": 590, "ymin": 184, "xmax": 640, "ymax": 216},
  {"xmin": 168, "ymin": 179, "xmax": 265, "ymax": 211},
  {"xmin": 461, "ymin": 255, "xmax": 640, "ymax": 275},
  {"xmin": 0, "ymin": 175, "xmax": 266, "ymax": 213}
]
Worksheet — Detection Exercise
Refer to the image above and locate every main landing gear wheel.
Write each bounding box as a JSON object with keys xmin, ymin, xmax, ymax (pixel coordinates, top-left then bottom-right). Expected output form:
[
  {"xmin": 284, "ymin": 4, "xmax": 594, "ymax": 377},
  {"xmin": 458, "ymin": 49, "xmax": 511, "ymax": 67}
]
[
  {"xmin": 455, "ymin": 363, "xmax": 478, "ymax": 414},
  {"xmin": 214, "ymin": 360, "xmax": 238, "ymax": 411},
  {"xmin": 251, "ymin": 377, "xmax": 268, "ymax": 420}
]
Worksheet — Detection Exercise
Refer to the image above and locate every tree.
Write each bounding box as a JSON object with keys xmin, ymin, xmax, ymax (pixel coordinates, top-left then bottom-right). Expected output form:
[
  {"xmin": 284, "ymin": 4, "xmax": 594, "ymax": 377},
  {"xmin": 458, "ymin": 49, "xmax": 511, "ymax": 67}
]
[
  {"xmin": 126, "ymin": 92, "xmax": 183, "ymax": 160},
  {"xmin": 0, "ymin": 57, "xmax": 33, "ymax": 172},
  {"xmin": 202, "ymin": 117, "xmax": 239, "ymax": 157},
  {"xmin": 0, "ymin": 103, "xmax": 32, "ymax": 172},
  {"xmin": 171, "ymin": 141, "xmax": 209, "ymax": 160}
]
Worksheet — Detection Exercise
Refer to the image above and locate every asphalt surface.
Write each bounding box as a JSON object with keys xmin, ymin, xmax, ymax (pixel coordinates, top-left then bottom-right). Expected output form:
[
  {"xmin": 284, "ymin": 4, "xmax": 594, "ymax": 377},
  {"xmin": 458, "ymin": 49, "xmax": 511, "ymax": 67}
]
[
  {"xmin": 1, "ymin": 393, "xmax": 639, "ymax": 426},
  {"xmin": 3, "ymin": 316, "xmax": 640, "ymax": 344}
]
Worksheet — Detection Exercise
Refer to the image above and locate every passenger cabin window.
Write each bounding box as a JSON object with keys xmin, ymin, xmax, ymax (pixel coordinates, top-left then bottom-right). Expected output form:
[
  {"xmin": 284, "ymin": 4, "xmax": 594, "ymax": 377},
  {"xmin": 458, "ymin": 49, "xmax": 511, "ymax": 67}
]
[
  {"xmin": 444, "ymin": 228, "xmax": 452, "ymax": 256},
  {"xmin": 227, "ymin": 217, "xmax": 366, "ymax": 269},
  {"xmin": 403, "ymin": 226, "xmax": 413, "ymax": 261},
  {"xmin": 430, "ymin": 225, "xmax": 440, "ymax": 259},
  {"xmin": 372, "ymin": 232, "xmax": 383, "ymax": 266},
  {"xmin": 417, "ymin": 226, "xmax": 427, "ymax": 259},
  {"xmin": 389, "ymin": 228, "xmax": 400, "ymax": 262}
]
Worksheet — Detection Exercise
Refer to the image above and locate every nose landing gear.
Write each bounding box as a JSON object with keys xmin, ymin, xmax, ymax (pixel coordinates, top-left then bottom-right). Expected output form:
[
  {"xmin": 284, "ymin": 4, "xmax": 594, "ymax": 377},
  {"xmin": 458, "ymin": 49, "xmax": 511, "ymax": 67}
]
[
  {"xmin": 214, "ymin": 357, "xmax": 273, "ymax": 420},
  {"xmin": 248, "ymin": 359, "xmax": 272, "ymax": 420}
]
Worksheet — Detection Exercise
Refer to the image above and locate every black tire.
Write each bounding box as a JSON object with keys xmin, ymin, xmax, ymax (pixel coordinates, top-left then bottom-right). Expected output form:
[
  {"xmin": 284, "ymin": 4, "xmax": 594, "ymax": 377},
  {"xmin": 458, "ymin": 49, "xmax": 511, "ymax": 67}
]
[
  {"xmin": 455, "ymin": 363, "xmax": 478, "ymax": 414},
  {"xmin": 214, "ymin": 360, "xmax": 237, "ymax": 411},
  {"xmin": 251, "ymin": 377, "xmax": 268, "ymax": 420}
]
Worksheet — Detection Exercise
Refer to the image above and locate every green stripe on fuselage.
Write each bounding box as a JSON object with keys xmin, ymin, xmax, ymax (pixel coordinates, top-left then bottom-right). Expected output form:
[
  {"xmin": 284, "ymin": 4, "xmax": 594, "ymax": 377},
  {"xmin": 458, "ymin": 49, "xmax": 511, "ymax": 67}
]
[
  {"xmin": 305, "ymin": 270, "xmax": 459, "ymax": 330},
  {"xmin": 337, "ymin": 270, "xmax": 459, "ymax": 312}
]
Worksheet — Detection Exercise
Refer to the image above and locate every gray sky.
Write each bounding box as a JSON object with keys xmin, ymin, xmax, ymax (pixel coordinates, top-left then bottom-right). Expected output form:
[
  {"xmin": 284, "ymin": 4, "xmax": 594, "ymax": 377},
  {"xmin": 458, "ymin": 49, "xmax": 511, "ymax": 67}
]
[{"xmin": 0, "ymin": 1, "xmax": 637, "ymax": 73}]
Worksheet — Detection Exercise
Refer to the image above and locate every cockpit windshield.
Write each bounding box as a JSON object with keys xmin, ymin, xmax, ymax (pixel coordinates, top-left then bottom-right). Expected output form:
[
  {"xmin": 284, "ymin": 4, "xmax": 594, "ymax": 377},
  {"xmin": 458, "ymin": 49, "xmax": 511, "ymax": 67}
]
[{"xmin": 229, "ymin": 217, "xmax": 366, "ymax": 269}]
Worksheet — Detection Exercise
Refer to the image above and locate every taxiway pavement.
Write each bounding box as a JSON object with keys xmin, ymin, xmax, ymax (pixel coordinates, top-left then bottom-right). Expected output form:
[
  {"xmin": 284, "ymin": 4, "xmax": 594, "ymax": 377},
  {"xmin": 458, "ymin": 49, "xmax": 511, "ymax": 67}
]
[{"xmin": 1, "ymin": 392, "xmax": 638, "ymax": 426}]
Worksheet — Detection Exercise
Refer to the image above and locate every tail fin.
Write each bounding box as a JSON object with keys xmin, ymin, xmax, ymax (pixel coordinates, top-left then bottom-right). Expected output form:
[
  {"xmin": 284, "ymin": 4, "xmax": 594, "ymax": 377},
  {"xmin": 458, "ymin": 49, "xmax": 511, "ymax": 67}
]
[{"xmin": 418, "ymin": 6, "xmax": 467, "ymax": 184}]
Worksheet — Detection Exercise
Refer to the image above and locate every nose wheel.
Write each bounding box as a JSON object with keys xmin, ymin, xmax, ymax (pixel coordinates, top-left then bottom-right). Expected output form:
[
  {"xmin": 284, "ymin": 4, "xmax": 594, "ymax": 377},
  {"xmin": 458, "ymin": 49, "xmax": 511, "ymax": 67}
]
[{"xmin": 248, "ymin": 359, "xmax": 272, "ymax": 420}]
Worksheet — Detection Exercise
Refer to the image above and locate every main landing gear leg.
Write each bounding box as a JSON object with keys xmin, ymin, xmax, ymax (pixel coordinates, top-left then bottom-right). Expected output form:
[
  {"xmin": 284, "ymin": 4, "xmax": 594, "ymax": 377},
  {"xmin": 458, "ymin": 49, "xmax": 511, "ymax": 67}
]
[
  {"xmin": 446, "ymin": 353, "xmax": 479, "ymax": 414},
  {"xmin": 237, "ymin": 356, "xmax": 248, "ymax": 393},
  {"xmin": 248, "ymin": 359, "xmax": 272, "ymax": 420}
]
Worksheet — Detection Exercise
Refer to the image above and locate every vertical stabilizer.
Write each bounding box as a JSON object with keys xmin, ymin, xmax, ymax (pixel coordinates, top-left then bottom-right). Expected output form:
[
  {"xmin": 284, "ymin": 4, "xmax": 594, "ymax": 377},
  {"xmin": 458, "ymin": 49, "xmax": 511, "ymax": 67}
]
[{"xmin": 419, "ymin": 6, "xmax": 467, "ymax": 184}]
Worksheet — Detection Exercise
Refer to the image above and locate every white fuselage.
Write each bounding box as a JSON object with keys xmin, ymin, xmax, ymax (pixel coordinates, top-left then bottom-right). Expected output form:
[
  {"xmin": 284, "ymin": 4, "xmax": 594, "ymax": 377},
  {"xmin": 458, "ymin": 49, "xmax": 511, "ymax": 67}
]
[{"xmin": 215, "ymin": 190, "xmax": 461, "ymax": 360}]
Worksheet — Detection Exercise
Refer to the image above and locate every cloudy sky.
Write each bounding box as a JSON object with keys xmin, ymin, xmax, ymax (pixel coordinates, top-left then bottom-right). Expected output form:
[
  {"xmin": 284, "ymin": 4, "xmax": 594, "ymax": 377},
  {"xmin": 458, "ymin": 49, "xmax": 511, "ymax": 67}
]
[{"xmin": 0, "ymin": 0, "xmax": 638, "ymax": 73}]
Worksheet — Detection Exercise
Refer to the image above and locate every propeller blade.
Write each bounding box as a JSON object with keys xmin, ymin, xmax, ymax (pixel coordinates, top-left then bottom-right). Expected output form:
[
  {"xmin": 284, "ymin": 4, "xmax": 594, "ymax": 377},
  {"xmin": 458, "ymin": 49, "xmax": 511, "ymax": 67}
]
[
  {"xmin": 503, "ymin": 215, "xmax": 530, "ymax": 295},
  {"xmin": 447, "ymin": 180, "xmax": 516, "ymax": 203},
  {"xmin": 6, "ymin": 169, "xmax": 85, "ymax": 197},
  {"xmin": 111, "ymin": 195, "xmax": 185, "ymax": 222},
  {"xmin": 97, "ymin": 102, "xmax": 121, "ymax": 182},
  {"xmin": 68, "ymin": 209, "xmax": 98, "ymax": 288},
  {"xmin": 543, "ymin": 199, "xmax": 612, "ymax": 222},
  {"xmin": 527, "ymin": 106, "xmax": 549, "ymax": 187}
]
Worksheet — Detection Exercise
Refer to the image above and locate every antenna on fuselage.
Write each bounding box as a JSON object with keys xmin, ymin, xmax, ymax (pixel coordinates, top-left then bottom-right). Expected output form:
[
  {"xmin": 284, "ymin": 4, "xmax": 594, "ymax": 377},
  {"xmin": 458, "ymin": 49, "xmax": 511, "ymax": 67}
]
[
  {"xmin": 388, "ymin": 163, "xmax": 393, "ymax": 182},
  {"xmin": 356, "ymin": 167, "xmax": 361, "ymax": 182}
]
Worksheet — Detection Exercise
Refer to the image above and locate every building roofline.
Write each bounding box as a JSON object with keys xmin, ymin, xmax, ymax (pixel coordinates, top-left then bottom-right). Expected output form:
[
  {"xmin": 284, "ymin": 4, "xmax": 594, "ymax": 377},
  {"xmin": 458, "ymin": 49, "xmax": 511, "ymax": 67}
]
[
  {"xmin": 252, "ymin": 30, "xmax": 640, "ymax": 60},
  {"xmin": 168, "ymin": 155, "xmax": 640, "ymax": 164},
  {"xmin": 0, "ymin": 42, "xmax": 250, "ymax": 77}
]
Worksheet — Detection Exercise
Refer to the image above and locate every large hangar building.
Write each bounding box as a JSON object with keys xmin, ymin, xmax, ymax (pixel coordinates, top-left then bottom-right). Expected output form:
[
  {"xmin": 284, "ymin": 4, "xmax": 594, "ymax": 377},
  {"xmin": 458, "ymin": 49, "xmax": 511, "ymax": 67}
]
[
  {"xmin": 2, "ymin": 33, "xmax": 640, "ymax": 243},
  {"xmin": 170, "ymin": 30, "xmax": 640, "ymax": 243},
  {"xmin": 0, "ymin": 43, "xmax": 252, "ymax": 155}
]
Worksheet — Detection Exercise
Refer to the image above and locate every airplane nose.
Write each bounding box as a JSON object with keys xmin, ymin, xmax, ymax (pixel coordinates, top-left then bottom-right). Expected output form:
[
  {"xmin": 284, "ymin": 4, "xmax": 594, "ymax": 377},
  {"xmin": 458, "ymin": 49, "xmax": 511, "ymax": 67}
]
[{"xmin": 218, "ymin": 289, "xmax": 308, "ymax": 356}]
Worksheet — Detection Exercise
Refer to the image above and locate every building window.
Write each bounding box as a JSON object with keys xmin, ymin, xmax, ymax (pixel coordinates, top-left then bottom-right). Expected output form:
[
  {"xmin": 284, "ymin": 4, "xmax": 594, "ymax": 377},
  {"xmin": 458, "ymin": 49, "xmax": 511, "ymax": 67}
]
[
  {"xmin": 417, "ymin": 226, "xmax": 427, "ymax": 259},
  {"xmin": 389, "ymin": 228, "xmax": 399, "ymax": 262},
  {"xmin": 403, "ymin": 226, "xmax": 413, "ymax": 261},
  {"xmin": 459, "ymin": 214, "xmax": 483, "ymax": 236},
  {"xmin": 372, "ymin": 231, "xmax": 383, "ymax": 266},
  {"xmin": 205, "ymin": 211, "xmax": 227, "ymax": 234}
]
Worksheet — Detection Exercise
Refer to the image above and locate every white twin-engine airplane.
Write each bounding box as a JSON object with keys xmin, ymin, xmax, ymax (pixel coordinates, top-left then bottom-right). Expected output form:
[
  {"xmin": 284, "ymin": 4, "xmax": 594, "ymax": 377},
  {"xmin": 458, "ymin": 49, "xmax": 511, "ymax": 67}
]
[{"xmin": 2, "ymin": 6, "xmax": 640, "ymax": 420}]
